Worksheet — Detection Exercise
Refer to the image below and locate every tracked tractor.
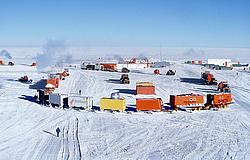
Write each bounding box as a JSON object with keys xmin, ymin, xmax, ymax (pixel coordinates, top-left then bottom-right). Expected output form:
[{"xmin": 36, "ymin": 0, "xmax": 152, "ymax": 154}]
[
  {"xmin": 18, "ymin": 75, "xmax": 33, "ymax": 83},
  {"xmin": 201, "ymin": 71, "xmax": 217, "ymax": 85},
  {"xmin": 166, "ymin": 69, "xmax": 176, "ymax": 75},
  {"xmin": 120, "ymin": 74, "xmax": 130, "ymax": 84},
  {"xmin": 218, "ymin": 81, "xmax": 231, "ymax": 93}
]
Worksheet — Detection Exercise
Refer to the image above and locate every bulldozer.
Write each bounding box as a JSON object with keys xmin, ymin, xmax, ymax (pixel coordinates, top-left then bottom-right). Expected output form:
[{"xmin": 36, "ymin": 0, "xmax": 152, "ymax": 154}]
[
  {"xmin": 121, "ymin": 67, "xmax": 130, "ymax": 73},
  {"xmin": 120, "ymin": 74, "xmax": 130, "ymax": 84},
  {"xmin": 218, "ymin": 81, "xmax": 231, "ymax": 93},
  {"xmin": 166, "ymin": 69, "xmax": 176, "ymax": 75}
]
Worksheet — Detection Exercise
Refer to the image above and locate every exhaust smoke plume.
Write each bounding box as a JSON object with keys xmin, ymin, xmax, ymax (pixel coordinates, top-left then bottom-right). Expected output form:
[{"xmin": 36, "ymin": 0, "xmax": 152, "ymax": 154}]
[
  {"xmin": 56, "ymin": 53, "xmax": 73, "ymax": 68},
  {"xmin": 183, "ymin": 48, "xmax": 206, "ymax": 58},
  {"xmin": 0, "ymin": 49, "xmax": 12, "ymax": 60},
  {"xmin": 112, "ymin": 54, "xmax": 124, "ymax": 63},
  {"xmin": 36, "ymin": 40, "xmax": 68, "ymax": 70}
]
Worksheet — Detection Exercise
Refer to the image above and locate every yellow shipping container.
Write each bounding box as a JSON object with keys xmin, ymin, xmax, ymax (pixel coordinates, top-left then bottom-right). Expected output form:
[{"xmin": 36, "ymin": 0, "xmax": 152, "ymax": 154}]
[{"xmin": 100, "ymin": 98, "xmax": 126, "ymax": 111}]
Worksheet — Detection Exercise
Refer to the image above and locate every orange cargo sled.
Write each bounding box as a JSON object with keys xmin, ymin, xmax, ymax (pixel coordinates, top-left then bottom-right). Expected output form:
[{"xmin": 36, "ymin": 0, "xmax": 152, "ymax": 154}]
[
  {"xmin": 205, "ymin": 93, "xmax": 233, "ymax": 109},
  {"xmin": 170, "ymin": 94, "xmax": 204, "ymax": 110},
  {"xmin": 136, "ymin": 98, "xmax": 163, "ymax": 111}
]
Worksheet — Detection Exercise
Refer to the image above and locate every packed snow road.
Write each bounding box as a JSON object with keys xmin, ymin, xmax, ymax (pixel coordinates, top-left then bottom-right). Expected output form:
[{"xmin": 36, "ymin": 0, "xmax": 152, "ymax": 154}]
[{"xmin": 0, "ymin": 63, "xmax": 250, "ymax": 160}]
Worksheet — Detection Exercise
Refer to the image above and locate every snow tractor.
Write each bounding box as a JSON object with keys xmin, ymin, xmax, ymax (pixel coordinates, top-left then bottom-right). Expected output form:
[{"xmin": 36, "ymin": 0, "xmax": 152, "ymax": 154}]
[
  {"xmin": 201, "ymin": 71, "xmax": 217, "ymax": 85},
  {"xmin": 8, "ymin": 62, "xmax": 14, "ymax": 66},
  {"xmin": 121, "ymin": 67, "xmax": 130, "ymax": 73},
  {"xmin": 18, "ymin": 75, "xmax": 32, "ymax": 83},
  {"xmin": 120, "ymin": 74, "xmax": 130, "ymax": 84},
  {"xmin": 166, "ymin": 69, "xmax": 176, "ymax": 75},
  {"xmin": 218, "ymin": 81, "xmax": 231, "ymax": 93},
  {"xmin": 30, "ymin": 62, "xmax": 36, "ymax": 67},
  {"xmin": 154, "ymin": 69, "xmax": 160, "ymax": 75}
]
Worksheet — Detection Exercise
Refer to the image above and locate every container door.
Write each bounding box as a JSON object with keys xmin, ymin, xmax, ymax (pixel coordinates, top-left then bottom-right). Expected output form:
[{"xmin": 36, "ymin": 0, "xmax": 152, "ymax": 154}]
[{"xmin": 63, "ymin": 98, "xmax": 69, "ymax": 108}]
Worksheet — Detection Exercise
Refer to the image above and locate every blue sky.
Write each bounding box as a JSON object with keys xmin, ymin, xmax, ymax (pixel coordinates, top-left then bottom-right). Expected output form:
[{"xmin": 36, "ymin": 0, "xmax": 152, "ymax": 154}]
[{"xmin": 0, "ymin": 0, "xmax": 249, "ymax": 47}]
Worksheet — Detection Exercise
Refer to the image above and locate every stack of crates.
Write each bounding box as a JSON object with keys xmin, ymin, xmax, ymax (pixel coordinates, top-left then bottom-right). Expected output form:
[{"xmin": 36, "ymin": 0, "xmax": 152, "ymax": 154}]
[{"xmin": 136, "ymin": 82, "xmax": 162, "ymax": 111}]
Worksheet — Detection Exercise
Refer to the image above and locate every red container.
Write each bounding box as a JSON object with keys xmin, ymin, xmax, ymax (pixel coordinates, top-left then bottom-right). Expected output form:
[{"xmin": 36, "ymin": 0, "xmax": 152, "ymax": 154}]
[
  {"xmin": 136, "ymin": 99, "xmax": 162, "ymax": 111},
  {"xmin": 136, "ymin": 86, "xmax": 155, "ymax": 95}
]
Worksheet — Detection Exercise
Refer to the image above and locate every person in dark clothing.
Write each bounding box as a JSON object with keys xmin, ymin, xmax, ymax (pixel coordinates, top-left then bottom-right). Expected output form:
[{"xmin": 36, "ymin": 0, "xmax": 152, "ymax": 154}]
[
  {"xmin": 79, "ymin": 90, "xmax": 82, "ymax": 95},
  {"xmin": 56, "ymin": 127, "xmax": 61, "ymax": 137}
]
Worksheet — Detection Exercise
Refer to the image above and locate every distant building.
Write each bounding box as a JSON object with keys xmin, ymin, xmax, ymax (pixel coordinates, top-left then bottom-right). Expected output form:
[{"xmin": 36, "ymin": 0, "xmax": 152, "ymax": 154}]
[
  {"xmin": 232, "ymin": 64, "xmax": 250, "ymax": 70},
  {"xmin": 207, "ymin": 59, "xmax": 231, "ymax": 66}
]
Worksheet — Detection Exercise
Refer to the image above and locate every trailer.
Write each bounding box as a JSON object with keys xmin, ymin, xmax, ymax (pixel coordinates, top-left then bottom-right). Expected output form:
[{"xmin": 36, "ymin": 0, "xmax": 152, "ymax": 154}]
[
  {"xmin": 100, "ymin": 98, "xmax": 126, "ymax": 111},
  {"xmin": 68, "ymin": 95, "xmax": 93, "ymax": 109}
]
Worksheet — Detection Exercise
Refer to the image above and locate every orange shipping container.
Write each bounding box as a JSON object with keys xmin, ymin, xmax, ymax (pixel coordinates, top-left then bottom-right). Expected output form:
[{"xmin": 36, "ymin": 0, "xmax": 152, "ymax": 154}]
[
  {"xmin": 136, "ymin": 98, "xmax": 162, "ymax": 111},
  {"xmin": 47, "ymin": 78, "xmax": 59, "ymax": 88},
  {"xmin": 170, "ymin": 94, "xmax": 204, "ymax": 108},
  {"xmin": 101, "ymin": 63, "xmax": 117, "ymax": 71},
  {"xmin": 136, "ymin": 86, "xmax": 155, "ymax": 95}
]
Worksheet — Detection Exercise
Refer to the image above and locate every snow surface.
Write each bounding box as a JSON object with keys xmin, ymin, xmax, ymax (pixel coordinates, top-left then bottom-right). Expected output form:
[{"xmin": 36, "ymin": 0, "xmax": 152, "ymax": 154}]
[{"xmin": 0, "ymin": 61, "xmax": 250, "ymax": 160}]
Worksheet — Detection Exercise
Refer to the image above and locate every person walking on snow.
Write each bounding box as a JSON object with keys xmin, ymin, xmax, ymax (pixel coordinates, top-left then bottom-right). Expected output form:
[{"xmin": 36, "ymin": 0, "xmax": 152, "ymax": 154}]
[{"xmin": 56, "ymin": 127, "xmax": 61, "ymax": 137}]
